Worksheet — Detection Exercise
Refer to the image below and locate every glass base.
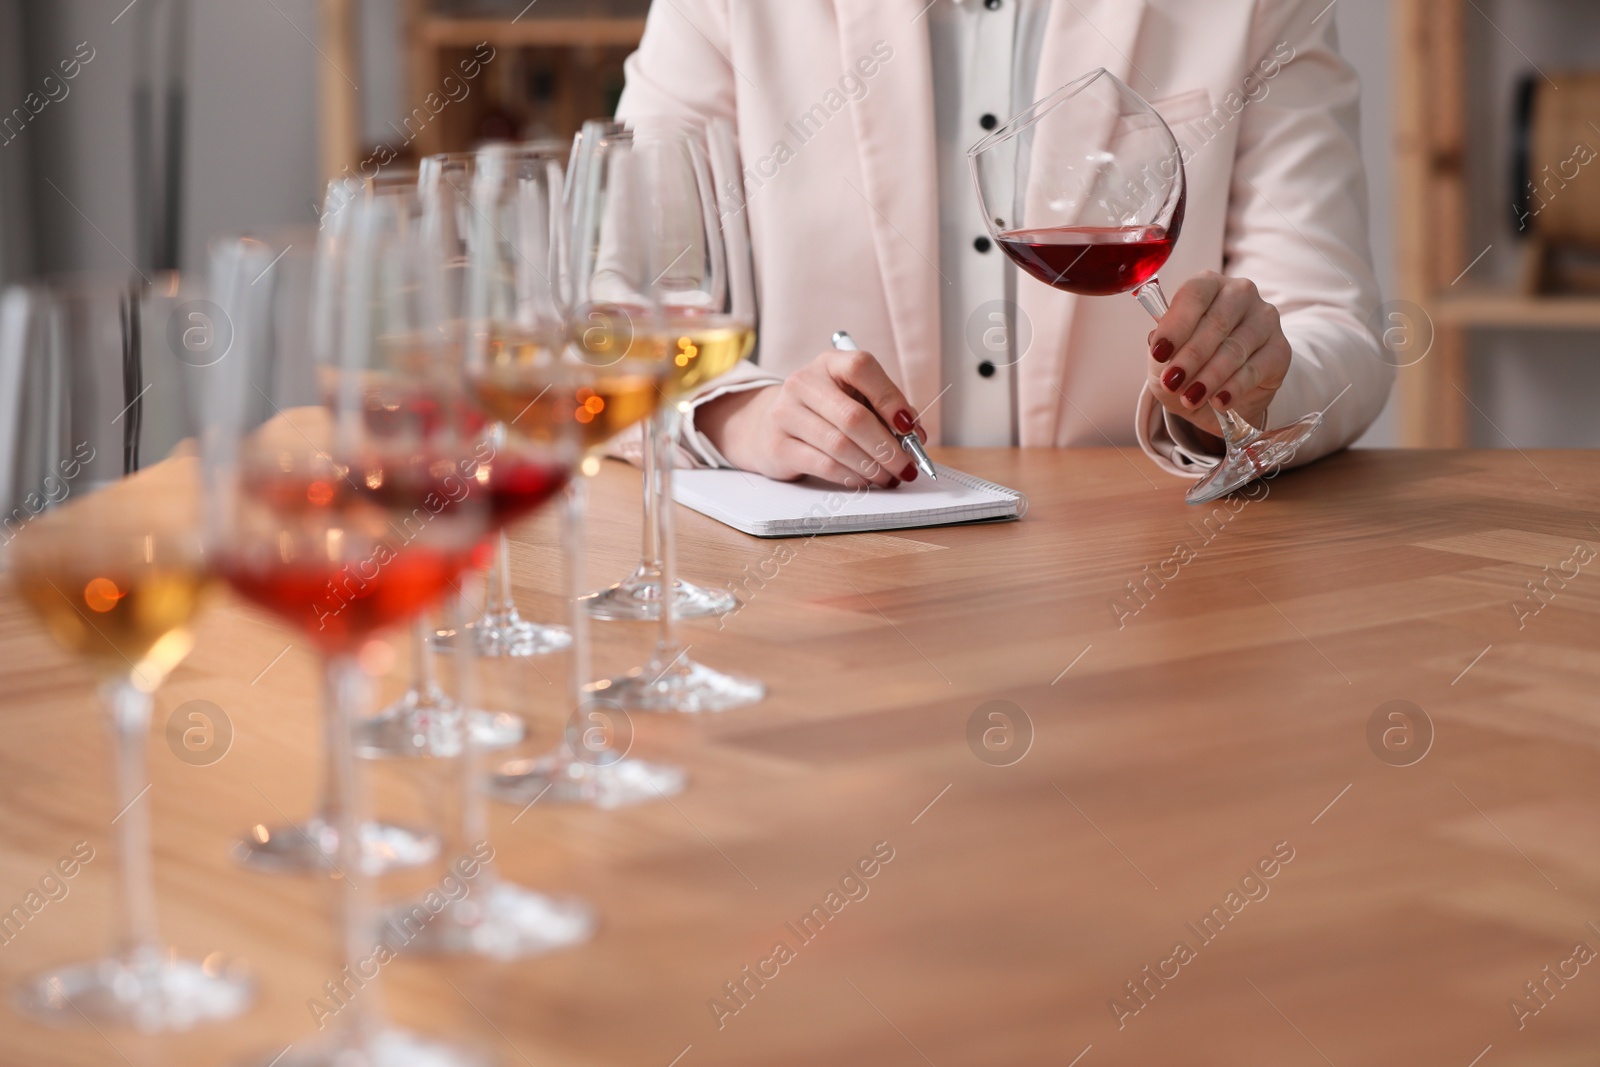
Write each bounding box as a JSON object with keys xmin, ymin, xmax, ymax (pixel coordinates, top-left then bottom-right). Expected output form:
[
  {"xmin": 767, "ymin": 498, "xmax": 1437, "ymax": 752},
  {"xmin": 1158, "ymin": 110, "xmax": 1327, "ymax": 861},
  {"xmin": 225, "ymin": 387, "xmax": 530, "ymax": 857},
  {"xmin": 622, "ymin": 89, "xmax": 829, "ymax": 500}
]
[
  {"xmin": 581, "ymin": 568, "xmax": 737, "ymax": 622},
  {"xmin": 356, "ymin": 688, "xmax": 523, "ymax": 760},
  {"xmin": 598, "ymin": 657, "xmax": 764, "ymax": 714},
  {"xmin": 488, "ymin": 751, "xmax": 686, "ymax": 809},
  {"xmin": 247, "ymin": 1028, "xmax": 492, "ymax": 1067},
  {"xmin": 15, "ymin": 951, "xmax": 253, "ymax": 1032},
  {"xmin": 1186, "ymin": 412, "xmax": 1324, "ymax": 506},
  {"xmin": 231, "ymin": 816, "xmax": 438, "ymax": 876},
  {"xmin": 458, "ymin": 610, "xmax": 571, "ymax": 658},
  {"xmin": 378, "ymin": 880, "xmax": 595, "ymax": 961}
]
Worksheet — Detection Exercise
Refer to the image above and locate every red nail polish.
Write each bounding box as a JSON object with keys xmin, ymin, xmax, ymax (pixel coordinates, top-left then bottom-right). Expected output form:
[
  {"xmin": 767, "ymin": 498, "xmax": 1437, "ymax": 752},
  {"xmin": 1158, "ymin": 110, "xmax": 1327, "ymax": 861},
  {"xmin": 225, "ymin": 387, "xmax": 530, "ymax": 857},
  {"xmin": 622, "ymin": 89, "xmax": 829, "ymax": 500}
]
[
  {"xmin": 1161, "ymin": 367, "xmax": 1186, "ymax": 392},
  {"xmin": 886, "ymin": 477, "xmax": 901, "ymax": 489},
  {"xmin": 1151, "ymin": 338, "xmax": 1175, "ymax": 364},
  {"xmin": 901, "ymin": 464, "xmax": 918, "ymax": 482},
  {"xmin": 1183, "ymin": 382, "xmax": 1208, "ymax": 405},
  {"xmin": 893, "ymin": 410, "xmax": 916, "ymax": 435},
  {"xmin": 1215, "ymin": 390, "xmax": 1232, "ymax": 407}
]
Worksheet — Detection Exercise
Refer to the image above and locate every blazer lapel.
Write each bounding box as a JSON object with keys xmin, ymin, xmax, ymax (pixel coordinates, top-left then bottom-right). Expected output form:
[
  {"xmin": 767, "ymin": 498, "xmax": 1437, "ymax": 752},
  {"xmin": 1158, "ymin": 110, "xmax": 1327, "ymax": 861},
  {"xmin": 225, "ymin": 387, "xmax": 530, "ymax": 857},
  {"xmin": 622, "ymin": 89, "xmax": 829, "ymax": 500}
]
[
  {"xmin": 1016, "ymin": 0, "xmax": 1149, "ymax": 446},
  {"xmin": 833, "ymin": 0, "xmax": 945, "ymax": 436}
]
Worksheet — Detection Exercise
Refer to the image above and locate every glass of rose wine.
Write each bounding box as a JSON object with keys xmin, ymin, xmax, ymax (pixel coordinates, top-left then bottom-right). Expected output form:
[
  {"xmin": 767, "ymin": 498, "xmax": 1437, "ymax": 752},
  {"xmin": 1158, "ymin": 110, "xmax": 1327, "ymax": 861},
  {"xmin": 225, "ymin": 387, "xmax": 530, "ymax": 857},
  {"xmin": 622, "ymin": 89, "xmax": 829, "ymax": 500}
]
[
  {"xmin": 2, "ymin": 276, "xmax": 254, "ymax": 1030},
  {"xmin": 208, "ymin": 189, "xmax": 498, "ymax": 1065},
  {"xmin": 969, "ymin": 68, "xmax": 1321, "ymax": 504},
  {"xmin": 210, "ymin": 220, "xmax": 441, "ymax": 875},
  {"xmin": 464, "ymin": 139, "xmax": 686, "ymax": 808},
  {"xmin": 571, "ymin": 116, "xmax": 765, "ymax": 713}
]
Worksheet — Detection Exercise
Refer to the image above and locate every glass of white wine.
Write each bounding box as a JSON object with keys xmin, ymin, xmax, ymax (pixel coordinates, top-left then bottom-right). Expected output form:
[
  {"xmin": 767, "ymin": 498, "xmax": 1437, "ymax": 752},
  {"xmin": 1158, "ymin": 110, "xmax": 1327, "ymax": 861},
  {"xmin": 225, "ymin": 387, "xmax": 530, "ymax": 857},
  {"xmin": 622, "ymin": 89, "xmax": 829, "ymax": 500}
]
[
  {"xmin": 571, "ymin": 117, "xmax": 765, "ymax": 713},
  {"xmin": 2, "ymin": 276, "xmax": 253, "ymax": 1031}
]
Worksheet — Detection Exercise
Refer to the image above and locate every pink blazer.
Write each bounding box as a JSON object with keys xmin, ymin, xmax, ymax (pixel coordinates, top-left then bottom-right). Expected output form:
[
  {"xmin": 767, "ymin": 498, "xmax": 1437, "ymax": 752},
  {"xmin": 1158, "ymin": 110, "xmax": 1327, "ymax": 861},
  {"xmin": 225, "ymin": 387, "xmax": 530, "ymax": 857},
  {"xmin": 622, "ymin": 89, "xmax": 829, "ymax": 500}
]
[{"xmin": 616, "ymin": 0, "xmax": 1392, "ymax": 476}]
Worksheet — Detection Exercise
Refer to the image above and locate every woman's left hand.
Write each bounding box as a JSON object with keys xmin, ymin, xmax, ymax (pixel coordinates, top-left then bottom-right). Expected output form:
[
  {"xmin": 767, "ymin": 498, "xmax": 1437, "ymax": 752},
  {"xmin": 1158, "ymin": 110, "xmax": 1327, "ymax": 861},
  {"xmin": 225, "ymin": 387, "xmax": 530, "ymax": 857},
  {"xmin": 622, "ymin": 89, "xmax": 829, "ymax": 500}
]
[{"xmin": 1147, "ymin": 271, "xmax": 1291, "ymax": 439}]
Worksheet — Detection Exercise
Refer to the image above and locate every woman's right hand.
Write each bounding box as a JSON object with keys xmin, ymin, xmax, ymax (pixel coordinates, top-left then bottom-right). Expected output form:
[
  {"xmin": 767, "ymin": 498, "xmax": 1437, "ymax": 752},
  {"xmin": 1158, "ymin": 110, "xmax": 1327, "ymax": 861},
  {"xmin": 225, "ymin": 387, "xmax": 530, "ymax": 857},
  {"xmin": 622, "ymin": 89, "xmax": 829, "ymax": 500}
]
[{"xmin": 694, "ymin": 347, "xmax": 928, "ymax": 490}]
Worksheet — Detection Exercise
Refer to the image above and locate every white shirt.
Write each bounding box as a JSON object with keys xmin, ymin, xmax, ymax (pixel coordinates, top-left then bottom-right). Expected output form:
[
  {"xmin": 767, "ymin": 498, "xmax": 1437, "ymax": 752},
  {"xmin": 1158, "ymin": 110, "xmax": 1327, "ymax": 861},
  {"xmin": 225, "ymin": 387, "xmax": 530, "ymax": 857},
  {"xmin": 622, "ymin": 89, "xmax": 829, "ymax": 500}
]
[{"xmin": 928, "ymin": 0, "xmax": 1052, "ymax": 447}]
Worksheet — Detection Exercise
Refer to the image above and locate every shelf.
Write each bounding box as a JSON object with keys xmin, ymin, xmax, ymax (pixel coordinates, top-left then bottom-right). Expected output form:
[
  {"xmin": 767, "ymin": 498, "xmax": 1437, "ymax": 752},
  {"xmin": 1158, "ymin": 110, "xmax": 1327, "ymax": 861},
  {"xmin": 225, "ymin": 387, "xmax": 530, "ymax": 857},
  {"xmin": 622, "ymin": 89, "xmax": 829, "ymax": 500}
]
[
  {"xmin": 415, "ymin": 15, "xmax": 646, "ymax": 48},
  {"xmin": 1431, "ymin": 290, "xmax": 1600, "ymax": 330}
]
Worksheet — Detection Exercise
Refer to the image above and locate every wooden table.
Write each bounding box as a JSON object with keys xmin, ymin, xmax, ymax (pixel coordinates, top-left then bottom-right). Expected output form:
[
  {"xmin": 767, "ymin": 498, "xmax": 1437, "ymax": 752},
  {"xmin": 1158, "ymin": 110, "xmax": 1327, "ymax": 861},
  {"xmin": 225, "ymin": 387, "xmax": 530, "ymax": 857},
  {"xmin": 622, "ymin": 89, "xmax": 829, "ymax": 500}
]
[{"xmin": 3, "ymin": 448, "xmax": 1600, "ymax": 1066}]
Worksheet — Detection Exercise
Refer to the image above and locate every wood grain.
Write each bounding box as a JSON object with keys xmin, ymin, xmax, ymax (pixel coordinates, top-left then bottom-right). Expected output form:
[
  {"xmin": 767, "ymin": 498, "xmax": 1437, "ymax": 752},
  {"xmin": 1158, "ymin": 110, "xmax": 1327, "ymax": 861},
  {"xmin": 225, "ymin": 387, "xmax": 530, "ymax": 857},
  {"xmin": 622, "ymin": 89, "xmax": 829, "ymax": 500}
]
[{"xmin": 3, "ymin": 448, "xmax": 1600, "ymax": 1066}]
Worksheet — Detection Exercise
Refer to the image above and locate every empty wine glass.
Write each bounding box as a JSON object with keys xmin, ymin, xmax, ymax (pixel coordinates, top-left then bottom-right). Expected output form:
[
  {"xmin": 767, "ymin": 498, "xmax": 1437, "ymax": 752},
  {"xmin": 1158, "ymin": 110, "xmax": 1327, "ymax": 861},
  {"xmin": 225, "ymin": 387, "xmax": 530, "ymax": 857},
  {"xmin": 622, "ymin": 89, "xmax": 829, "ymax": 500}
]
[
  {"xmin": 969, "ymin": 68, "xmax": 1321, "ymax": 504},
  {"xmin": 1, "ymin": 275, "xmax": 254, "ymax": 1030}
]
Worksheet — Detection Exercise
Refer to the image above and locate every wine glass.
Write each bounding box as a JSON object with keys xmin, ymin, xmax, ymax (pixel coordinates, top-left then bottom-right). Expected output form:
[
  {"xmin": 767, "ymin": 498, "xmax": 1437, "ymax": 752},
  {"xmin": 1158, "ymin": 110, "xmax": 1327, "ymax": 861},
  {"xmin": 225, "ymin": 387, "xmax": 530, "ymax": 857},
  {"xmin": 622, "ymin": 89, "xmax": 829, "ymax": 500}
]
[
  {"xmin": 210, "ymin": 221, "xmax": 441, "ymax": 876},
  {"xmin": 357, "ymin": 150, "xmax": 597, "ymax": 957},
  {"xmin": 463, "ymin": 140, "xmax": 686, "ymax": 808},
  {"xmin": 420, "ymin": 149, "xmax": 575, "ymax": 663},
  {"xmin": 1, "ymin": 275, "xmax": 254, "ymax": 1030},
  {"xmin": 969, "ymin": 68, "xmax": 1322, "ymax": 504},
  {"xmin": 573, "ymin": 117, "xmax": 765, "ymax": 714},
  {"xmin": 349, "ymin": 153, "xmax": 539, "ymax": 760},
  {"xmin": 577, "ymin": 118, "xmax": 737, "ymax": 626},
  {"xmin": 208, "ymin": 188, "xmax": 495, "ymax": 1066}
]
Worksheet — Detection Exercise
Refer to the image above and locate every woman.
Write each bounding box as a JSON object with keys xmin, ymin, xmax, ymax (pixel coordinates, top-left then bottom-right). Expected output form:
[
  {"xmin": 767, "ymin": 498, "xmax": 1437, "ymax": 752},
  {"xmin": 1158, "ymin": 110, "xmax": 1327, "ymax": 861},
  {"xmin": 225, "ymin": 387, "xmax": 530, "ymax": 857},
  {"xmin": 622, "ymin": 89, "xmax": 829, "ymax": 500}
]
[{"xmin": 617, "ymin": 0, "xmax": 1391, "ymax": 490}]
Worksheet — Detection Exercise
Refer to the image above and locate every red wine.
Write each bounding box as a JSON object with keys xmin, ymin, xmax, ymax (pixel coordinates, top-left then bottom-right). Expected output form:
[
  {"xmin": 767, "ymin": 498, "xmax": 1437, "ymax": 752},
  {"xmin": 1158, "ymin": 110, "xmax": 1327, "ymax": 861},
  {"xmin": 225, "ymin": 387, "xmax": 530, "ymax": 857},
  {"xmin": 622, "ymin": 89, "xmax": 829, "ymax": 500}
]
[
  {"xmin": 997, "ymin": 224, "xmax": 1177, "ymax": 296},
  {"xmin": 479, "ymin": 457, "xmax": 569, "ymax": 526},
  {"xmin": 222, "ymin": 547, "xmax": 472, "ymax": 654},
  {"xmin": 355, "ymin": 452, "xmax": 568, "ymax": 528}
]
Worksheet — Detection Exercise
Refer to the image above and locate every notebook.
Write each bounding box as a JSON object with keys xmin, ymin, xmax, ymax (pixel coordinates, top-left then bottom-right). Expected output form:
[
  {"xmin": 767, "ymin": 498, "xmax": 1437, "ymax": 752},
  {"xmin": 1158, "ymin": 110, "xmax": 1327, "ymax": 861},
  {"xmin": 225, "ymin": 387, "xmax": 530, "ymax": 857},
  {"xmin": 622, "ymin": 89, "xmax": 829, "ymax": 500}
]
[{"xmin": 672, "ymin": 463, "xmax": 1027, "ymax": 538}]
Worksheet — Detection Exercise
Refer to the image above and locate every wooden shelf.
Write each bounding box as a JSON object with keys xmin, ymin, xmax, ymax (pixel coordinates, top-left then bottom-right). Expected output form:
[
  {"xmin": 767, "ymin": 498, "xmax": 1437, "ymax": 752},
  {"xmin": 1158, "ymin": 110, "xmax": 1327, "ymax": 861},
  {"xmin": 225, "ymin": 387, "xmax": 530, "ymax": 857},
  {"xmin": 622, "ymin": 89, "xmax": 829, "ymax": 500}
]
[
  {"xmin": 1432, "ymin": 289, "xmax": 1600, "ymax": 329},
  {"xmin": 415, "ymin": 16, "xmax": 646, "ymax": 48}
]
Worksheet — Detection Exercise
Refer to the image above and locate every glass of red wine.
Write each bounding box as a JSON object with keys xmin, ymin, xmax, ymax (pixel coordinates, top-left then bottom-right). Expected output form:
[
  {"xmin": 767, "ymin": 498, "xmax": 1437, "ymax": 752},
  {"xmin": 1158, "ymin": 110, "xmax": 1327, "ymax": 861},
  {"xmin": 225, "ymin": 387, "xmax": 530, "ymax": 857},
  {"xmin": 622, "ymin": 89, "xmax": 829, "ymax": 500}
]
[
  {"xmin": 969, "ymin": 68, "xmax": 1321, "ymax": 504},
  {"xmin": 206, "ymin": 186, "xmax": 507, "ymax": 1066}
]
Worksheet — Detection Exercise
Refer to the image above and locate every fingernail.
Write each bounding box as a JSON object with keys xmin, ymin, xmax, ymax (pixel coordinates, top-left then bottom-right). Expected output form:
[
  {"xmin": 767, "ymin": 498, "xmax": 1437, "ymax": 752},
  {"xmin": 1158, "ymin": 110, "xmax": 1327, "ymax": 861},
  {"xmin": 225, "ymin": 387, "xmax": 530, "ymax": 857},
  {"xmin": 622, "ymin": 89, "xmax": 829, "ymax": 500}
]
[
  {"xmin": 1183, "ymin": 382, "xmax": 1208, "ymax": 406},
  {"xmin": 893, "ymin": 410, "xmax": 916, "ymax": 434},
  {"xmin": 1151, "ymin": 338, "xmax": 1175, "ymax": 364},
  {"xmin": 1161, "ymin": 367, "xmax": 1186, "ymax": 392},
  {"xmin": 901, "ymin": 464, "xmax": 918, "ymax": 482},
  {"xmin": 886, "ymin": 477, "xmax": 901, "ymax": 489},
  {"xmin": 1216, "ymin": 390, "xmax": 1233, "ymax": 407}
]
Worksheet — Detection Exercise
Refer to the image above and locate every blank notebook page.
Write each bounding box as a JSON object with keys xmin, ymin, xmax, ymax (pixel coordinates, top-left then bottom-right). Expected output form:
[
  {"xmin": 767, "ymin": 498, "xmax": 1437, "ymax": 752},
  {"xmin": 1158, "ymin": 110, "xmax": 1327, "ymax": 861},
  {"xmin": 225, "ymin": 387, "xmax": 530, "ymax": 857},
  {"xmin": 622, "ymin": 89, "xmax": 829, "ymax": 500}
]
[{"xmin": 671, "ymin": 463, "xmax": 1026, "ymax": 538}]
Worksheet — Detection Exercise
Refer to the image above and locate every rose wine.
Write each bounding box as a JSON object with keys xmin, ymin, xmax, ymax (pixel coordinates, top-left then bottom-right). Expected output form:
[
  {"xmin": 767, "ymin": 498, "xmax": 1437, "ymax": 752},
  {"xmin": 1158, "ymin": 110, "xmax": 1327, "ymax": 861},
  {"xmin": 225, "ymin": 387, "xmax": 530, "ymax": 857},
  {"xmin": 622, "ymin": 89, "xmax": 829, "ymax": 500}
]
[
  {"xmin": 996, "ymin": 224, "xmax": 1178, "ymax": 296},
  {"xmin": 363, "ymin": 450, "xmax": 570, "ymax": 527},
  {"xmin": 473, "ymin": 372, "xmax": 664, "ymax": 454},
  {"xmin": 221, "ymin": 547, "xmax": 472, "ymax": 654},
  {"xmin": 13, "ymin": 565, "xmax": 213, "ymax": 685}
]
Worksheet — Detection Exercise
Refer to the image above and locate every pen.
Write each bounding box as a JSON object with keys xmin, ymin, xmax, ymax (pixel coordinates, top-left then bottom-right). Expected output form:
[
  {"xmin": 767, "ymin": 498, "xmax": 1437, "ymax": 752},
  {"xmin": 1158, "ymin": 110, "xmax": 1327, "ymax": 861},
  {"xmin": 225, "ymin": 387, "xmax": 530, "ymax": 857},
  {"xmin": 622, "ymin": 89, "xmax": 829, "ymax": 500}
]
[{"xmin": 831, "ymin": 330, "xmax": 937, "ymax": 481}]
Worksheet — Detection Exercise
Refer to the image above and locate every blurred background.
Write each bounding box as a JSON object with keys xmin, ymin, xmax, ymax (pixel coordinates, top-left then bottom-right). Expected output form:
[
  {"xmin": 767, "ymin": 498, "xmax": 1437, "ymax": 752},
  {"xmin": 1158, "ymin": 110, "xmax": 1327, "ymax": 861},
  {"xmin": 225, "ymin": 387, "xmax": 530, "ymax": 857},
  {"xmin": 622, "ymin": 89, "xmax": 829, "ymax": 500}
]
[{"xmin": 1, "ymin": 0, "xmax": 1597, "ymax": 451}]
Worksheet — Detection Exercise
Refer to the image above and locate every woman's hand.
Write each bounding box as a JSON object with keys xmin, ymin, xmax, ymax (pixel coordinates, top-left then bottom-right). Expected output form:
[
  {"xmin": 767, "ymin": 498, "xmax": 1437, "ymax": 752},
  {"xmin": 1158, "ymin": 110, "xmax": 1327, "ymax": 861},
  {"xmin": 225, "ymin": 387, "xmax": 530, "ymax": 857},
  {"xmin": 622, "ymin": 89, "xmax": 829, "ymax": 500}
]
[
  {"xmin": 693, "ymin": 348, "xmax": 928, "ymax": 489},
  {"xmin": 1148, "ymin": 271, "xmax": 1291, "ymax": 439}
]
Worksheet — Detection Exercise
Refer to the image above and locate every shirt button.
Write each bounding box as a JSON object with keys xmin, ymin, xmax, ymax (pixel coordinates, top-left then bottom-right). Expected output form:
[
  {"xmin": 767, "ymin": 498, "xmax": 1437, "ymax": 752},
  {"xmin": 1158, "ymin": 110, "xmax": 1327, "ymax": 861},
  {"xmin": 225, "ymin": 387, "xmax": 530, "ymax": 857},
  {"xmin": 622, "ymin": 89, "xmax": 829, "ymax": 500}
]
[
  {"xmin": 973, "ymin": 236, "xmax": 992, "ymax": 253},
  {"xmin": 978, "ymin": 361, "xmax": 996, "ymax": 378},
  {"xmin": 979, "ymin": 113, "xmax": 998, "ymax": 131}
]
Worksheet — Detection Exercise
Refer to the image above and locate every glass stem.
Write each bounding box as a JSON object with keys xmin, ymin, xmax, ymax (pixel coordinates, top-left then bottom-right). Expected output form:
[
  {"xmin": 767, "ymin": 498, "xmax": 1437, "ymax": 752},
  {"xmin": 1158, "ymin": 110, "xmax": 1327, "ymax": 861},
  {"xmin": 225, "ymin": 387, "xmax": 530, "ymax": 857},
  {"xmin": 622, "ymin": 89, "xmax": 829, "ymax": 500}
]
[
  {"xmin": 103, "ymin": 677, "xmax": 160, "ymax": 963},
  {"xmin": 441, "ymin": 594, "xmax": 495, "ymax": 894},
  {"xmin": 563, "ymin": 474, "xmax": 596, "ymax": 764},
  {"xmin": 410, "ymin": 618, "xmax": 439, "ymax": 699},
  {"xmin": 651, "ymin": 404, "xmax": 686, "ymax": 674},
  {"xmin": 1132, "ymin": 278, "xmax": 1255, "ymax": 448},
  {"xmin": 639, "ymin": 414, "xmax": 662, "ymax": 575},
  {"xmin": 324, "ymin": 653, "xmax": 380, "ymax": 1045},
  {"xmin": 482, "ymin": 532, "xmax": 517, "ymax": 621}
]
